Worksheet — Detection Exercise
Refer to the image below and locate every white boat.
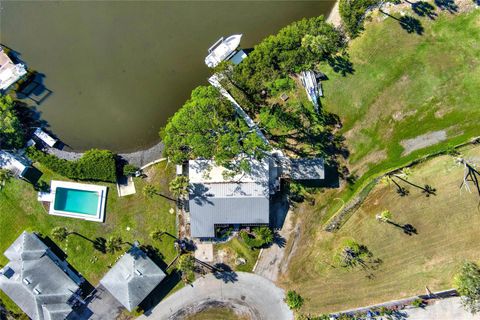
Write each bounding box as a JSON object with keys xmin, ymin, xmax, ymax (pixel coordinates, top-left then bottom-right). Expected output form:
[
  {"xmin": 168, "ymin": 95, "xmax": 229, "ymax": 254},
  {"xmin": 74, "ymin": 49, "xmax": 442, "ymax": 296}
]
[
  {"xmin": 0, "ymin": 47, "xmax": 27, "ymax": 91},
  {"xmin": 205, "ymin": 34, "xmax": 242, "ymax": 68}
]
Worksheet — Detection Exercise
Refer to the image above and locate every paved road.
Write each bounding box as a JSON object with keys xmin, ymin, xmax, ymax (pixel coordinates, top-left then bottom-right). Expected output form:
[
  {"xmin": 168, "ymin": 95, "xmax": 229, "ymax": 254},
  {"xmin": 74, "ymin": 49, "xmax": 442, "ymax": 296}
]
[
  {"xmin": 402, "ymin": 297, "xmax": 479, "ymax": 320},
  {"xmin": 139, "ymin": 272, "xmax": 293, "ymax": 320}
]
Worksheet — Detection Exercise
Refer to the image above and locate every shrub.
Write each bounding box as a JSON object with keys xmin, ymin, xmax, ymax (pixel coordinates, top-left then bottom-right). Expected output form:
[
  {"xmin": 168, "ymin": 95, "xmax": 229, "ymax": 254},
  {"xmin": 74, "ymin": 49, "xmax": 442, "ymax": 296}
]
[
  {"xmin": 267, "ymin": 77, "xmax": 296, "ymax": 96},
  {"xmin": 178, "ymin": 254, "xmax": 196, "ymax": 283},
  {"xmin": 240, "ymin": 227, "xmax": 274, "ymax": 249},
  {"xmin": 123, "ymin": 164, "xmax": 138, "ymax": 177},
  {"xmin": 454, "ymin": 261, "xmax": 480, "ymax": 314},
  {"xmin": 412, "ymin": 298, "xmax": 424, "ymax": 308},
  {"xmin": 27, "ymin": 147, "xmax": 117, "ymax": 182},
  {"xmin": 285, "ymin": 290, "xmax": 304, "ymax": 310}
]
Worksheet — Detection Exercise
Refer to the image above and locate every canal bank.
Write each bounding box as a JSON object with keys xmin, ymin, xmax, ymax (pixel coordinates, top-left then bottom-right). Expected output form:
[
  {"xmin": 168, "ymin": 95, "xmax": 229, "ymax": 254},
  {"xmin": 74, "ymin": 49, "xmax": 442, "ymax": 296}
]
[{"xmin": 1, "ymin": 1, "xmax": 336, "ymax": 153}]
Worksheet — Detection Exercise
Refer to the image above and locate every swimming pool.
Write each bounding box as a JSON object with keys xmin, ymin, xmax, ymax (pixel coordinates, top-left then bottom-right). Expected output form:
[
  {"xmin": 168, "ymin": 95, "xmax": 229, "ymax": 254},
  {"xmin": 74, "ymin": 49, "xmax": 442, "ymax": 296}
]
[
  {"xmin": 48, "ymin": 180, "xmax": 107, "ymax": 222},
  {"xmin": 54, "ymin": 187, "xmax": 99, "ymax": 215}
]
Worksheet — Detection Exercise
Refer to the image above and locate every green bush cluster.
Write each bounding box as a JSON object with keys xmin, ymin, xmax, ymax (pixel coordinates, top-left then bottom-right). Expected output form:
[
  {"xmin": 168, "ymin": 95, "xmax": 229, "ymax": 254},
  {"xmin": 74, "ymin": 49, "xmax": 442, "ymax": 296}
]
[
  {"xmin": 240, "ymin": 227, "xmax": 274, "ymax": 249},
  {"xmin": 267, "ymin": 77, "xmax": 296, "ymax": 96},
  {"xmin": 285, "ymin": 290, "xmax": 304, "ymax": 310},
  {"xmin": 27, "ymin": 147, "xmax": 117, "ymax": 183},
  {"xmin": 339, "ymin": 0, "xmax": 382, "ymax": 38}
]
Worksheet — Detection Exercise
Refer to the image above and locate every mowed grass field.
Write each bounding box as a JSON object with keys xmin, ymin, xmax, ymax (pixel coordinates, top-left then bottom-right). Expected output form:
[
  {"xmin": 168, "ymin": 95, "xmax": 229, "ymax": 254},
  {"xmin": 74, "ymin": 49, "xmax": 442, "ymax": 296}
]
[
  {"xmin": 281, "ymin": 5, "xmax": 480, "ymax": 314},
  {"xmin": 0, "ymin": 162, "xmax": 178, "ymax": 312},
  {"xmin": 315, "ymin": 7, "xmax": 480, "ymax": 223},
  {"xmin": 283, "ymin": 144, "xmax": 480, "ymax": 313}
]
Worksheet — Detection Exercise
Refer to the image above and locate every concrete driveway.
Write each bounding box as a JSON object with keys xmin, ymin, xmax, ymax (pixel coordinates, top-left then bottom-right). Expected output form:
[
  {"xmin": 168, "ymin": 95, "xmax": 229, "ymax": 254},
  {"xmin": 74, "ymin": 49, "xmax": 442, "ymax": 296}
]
[{"xmin": 139, "ymin": 272, "xmax": 293, "ymax": 320}]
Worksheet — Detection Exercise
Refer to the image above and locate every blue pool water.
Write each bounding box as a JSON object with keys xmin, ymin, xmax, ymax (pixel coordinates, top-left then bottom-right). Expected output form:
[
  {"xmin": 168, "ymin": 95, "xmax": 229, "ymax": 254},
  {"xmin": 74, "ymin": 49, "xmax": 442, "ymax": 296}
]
[{"xmin": 53, "ymin": 187, "xmax": 100, "ymax": 215}]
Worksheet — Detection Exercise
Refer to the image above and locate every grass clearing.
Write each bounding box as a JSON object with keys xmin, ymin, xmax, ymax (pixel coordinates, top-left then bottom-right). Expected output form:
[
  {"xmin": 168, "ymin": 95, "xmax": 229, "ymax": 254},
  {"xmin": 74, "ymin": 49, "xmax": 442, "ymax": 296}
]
[
  {"xmin": 0, "ymin": 161, "xmax": 178, "ymax": 313},
  {"xmin": 281, "ymin": 6, "xmax": 480, "ymax": 314},
  {"xmin": 215, "ymin": 236, "xmax": 260, "ymax": 272},
  {"xmin": 283, "ymin": 144, "xmax": 480, "ymax": 313}
]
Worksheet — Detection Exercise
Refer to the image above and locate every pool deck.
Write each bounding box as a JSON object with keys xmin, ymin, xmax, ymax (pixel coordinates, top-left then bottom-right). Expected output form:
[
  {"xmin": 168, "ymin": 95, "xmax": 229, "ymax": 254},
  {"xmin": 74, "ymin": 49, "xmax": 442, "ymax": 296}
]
[{"xmin": 47, "ymin": 180, "xmax": 107, "ymax": 222}]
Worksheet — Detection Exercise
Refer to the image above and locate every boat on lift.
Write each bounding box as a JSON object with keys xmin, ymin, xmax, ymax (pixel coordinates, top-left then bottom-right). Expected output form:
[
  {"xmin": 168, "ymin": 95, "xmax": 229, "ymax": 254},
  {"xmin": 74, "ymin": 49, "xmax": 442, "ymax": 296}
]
[{"xmin": 205, "ymin": 34, "xmax": 242, "ymax": 68}]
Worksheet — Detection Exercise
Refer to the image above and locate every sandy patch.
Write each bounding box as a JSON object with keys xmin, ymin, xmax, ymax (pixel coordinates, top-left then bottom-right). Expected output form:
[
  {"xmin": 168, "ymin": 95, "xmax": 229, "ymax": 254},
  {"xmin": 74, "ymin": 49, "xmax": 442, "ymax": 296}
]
[
  {"xmin": 327, "ymin": 0, "xmax": 341, "ymax": 27},
  {"xmin": 351, "ymin": 149, "xmax": 388, "ymax": 175},
  {"xmin": 400, "ymin": 130, "xmax": 447, "ymax": 155}
]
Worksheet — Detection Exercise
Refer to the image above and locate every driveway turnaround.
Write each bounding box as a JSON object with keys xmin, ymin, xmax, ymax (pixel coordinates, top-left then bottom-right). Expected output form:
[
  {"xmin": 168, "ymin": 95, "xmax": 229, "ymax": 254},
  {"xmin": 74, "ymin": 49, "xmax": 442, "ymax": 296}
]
[{"xmin": 139, "ymin": 272, "xmax": 293, "ymax": 320}]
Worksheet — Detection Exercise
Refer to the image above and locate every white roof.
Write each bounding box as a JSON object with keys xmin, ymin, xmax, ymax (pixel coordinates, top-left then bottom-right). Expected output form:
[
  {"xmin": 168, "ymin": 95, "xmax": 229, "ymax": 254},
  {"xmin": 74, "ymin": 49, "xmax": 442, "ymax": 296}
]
[
  {"xmin": 34, "ymin": 128, "xmax": 57, "ymax": 147},
  {"xmin": 189, "ymin": 159, "xmax": 269, "ymax": 185},
  {"xmin": 0, "ymin": 48, "xmax": 26, "ymax": 91},
  {"xmin": 0, "ymin": 151, "xmax": 27, "ymax": 174}
]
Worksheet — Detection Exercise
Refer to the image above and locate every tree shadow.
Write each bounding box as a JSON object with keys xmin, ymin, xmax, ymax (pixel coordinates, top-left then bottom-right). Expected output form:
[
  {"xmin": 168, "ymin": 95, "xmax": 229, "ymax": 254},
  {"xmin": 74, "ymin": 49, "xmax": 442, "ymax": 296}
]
[
  {"xmin": 387, "ymin": 220, "xmax": 418, "ymax": 235},
  {"xmin": 68, "ymin": 232, "xmax": 106, "ymax": 254},
  {"xmin": 408, "ymin": 1, "xmax": 438, "ymax": 19},
  {"xmin": 392, "ymin": 175, "xmax": 436, "ymax": 197},
  {"xmin": 380, "ymin": 10, "xmax": 424, "ymax": 35},
  {"xmin": 139, "ymin": 270, "xmax": 182, "ymax": 316},
  {"xmin": 212, "ymin": 263, "xmax": 238, "ymax": 283},
  {"xmin": 140, "ymin": 244, "xmax": 167, "ymax": 270},
  {"xmin": 434, "ymin": 0, "xmax": 458, "ymax": 12},
  {"xmin": 327, "ymin": 55, "xmax": 355, "ymax": 76},
  {"xmin": 399, "ymin": 15, "xmax": 425, "ymax": 35}
]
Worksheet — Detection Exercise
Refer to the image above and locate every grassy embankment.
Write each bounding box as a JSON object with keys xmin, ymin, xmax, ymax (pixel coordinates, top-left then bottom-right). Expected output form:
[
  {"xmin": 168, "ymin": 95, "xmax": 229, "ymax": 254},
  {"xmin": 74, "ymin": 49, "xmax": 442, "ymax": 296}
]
[
  {"xmin": 282, "ymin": 5, "xmax": 480, "ymax": 314},
  {"xmin": 0, "ymin": 162, "xmax": 178, "ymax": 313}
]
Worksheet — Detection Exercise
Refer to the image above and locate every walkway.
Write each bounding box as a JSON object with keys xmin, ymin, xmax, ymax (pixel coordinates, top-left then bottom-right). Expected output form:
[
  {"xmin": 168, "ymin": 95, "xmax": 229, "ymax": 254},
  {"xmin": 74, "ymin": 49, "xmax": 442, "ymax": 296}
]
[{"xmin": 139, "ymin": 272, "xmax": 293, "ymax": 320}]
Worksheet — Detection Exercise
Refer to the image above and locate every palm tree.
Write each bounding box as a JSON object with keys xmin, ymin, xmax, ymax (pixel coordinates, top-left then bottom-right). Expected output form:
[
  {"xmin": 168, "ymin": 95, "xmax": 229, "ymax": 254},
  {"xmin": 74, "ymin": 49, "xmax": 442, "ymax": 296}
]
[
  {"xmin": 169, "ymin": 176, "xmax": 190, "ymax": 198},
  {"xmin": 0, "ymin": 169, "xmax": 12, "ymax": 189},
  {"xmin": 150, "ymin": 230, "xmax": 165, "ymax": 242},
  {"xmin": 51, "ymin": 226, "xmax": 70, "ymax": 242},
  {"xmin": 376, "ymin": 210, "xmax": 392, "ymax": 223},
  {"xmin": 142, "ymin": 184, "xmax": 158, "ymax": 198},
  {"xmin": 105, "ymin": 236, "xmax": 123, "ymax": 254}
]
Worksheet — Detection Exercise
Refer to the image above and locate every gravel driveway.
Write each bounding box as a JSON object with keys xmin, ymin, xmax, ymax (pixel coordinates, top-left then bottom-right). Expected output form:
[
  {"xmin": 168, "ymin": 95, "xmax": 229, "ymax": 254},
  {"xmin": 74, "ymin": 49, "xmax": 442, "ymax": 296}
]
[{"xmin": 139, "ymin": 272, "xmax": 293, "ymax": 320}]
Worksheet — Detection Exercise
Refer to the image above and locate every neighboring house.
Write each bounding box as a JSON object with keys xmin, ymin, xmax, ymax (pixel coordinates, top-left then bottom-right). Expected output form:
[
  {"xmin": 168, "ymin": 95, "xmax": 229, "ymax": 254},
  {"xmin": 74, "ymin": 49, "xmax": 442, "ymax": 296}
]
[
  {"xmin": 0, "ymin": 47, "xmax": 27, "ymax": 91},
  {"xmin": 0, "ymin": 231, "xmax": 85, "ymax": 320},
  {"xmin": 188, "ymin": 159, "xmax": 271, "ymax": 238},
  {"xmin": 0, "ymin": 150, "xmax": 42, "ymax": 184},
  {"xmin": 100, "ymin": 245, "xmax": 166, "ymax": 312}
]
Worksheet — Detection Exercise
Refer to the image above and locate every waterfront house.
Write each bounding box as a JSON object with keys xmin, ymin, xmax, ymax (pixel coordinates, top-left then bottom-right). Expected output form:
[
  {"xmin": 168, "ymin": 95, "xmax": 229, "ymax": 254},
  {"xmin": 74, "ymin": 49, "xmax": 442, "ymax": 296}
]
[
  {"xmin": 0, "ymin": 47, "xmax": 27, "ymax": 91},
  {"xmin": 188, "ymin": 159, "xmax": 271, "ymax": 238},
  {"xmin": 100, "ymin": 245, "xmax": 166, "ymax": 312},
  {"xmin": 0, "ymin": 231, "xmax": 85, "ymax": 320}
]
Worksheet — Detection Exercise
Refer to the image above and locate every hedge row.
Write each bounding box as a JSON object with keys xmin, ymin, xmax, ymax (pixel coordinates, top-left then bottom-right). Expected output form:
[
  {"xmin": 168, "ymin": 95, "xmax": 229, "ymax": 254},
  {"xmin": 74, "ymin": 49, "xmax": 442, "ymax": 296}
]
[{"xmin": 27, "ymin": 147, "xmax": 117, "ymax": 183}]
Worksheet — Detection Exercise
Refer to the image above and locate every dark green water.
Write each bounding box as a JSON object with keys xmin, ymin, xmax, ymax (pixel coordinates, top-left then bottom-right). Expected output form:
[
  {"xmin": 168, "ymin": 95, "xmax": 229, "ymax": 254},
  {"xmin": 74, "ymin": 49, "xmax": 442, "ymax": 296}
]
[{"xmin": 1, "ymin": 1, "xmax": 335, "ymax": 152}]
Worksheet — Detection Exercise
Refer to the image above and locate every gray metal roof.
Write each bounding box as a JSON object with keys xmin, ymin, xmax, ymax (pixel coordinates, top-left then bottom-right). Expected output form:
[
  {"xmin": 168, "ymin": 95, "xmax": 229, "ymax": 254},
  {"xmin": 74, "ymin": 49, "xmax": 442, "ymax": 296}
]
[
  {"xmin": 290, "ymin": 158, "xmax": 325, "ymax": 180},
  {"xmin": 100, "ymin": 246, "xmax": 166, "ymax": 311},
  {"xmin": 188, "ymin": 159, "xmax": 270, "ymax": 238},
  {"xmin": 0, "ymin": 232, "xmax": 81, "ymax": 320}
]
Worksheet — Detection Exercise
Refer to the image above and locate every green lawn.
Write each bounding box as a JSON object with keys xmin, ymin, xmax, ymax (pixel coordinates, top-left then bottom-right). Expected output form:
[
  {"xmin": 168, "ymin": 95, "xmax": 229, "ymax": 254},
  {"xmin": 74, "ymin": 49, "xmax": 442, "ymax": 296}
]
[
  {"xmin": 316, "ymin": 7, "xmax": 480, "ymax": 223},
  {"xmin": 281, "ymin": 5, "xmax": 480, "ymax": 315},
  {"xmin": 215, "ymin": 236, "xmax": 260, "ymax": 272},
  {"xmin": 0, "ymin": 161, "xmax": 178, "ymax": 313},
  {"xmin": 284, "ymin": 144, "xmax": 480, "ymax": 314}
]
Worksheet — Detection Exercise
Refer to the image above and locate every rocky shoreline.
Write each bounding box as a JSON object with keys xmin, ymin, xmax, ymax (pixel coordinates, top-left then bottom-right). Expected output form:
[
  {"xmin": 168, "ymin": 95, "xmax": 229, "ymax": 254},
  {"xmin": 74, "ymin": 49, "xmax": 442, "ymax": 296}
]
[{"xmin": 46, "ymin": 141, "xmax": 165, "ymax": 169}]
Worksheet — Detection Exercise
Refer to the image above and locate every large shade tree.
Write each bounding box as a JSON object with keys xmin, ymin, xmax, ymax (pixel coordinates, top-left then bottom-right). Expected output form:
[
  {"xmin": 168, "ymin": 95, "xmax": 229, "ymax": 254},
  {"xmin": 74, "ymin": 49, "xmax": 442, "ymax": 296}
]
[
  {"xmin": 161, "ymin": 86, "xmax": 269, "ymax": 169},
  {"xmin": 0, "ymin": 95, "xmax": 24, "ymax": 149}
]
